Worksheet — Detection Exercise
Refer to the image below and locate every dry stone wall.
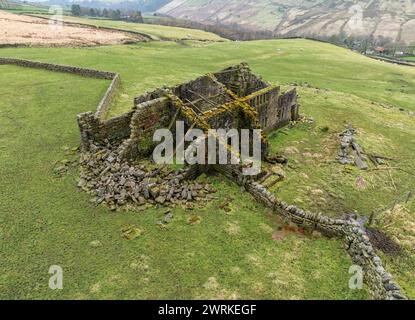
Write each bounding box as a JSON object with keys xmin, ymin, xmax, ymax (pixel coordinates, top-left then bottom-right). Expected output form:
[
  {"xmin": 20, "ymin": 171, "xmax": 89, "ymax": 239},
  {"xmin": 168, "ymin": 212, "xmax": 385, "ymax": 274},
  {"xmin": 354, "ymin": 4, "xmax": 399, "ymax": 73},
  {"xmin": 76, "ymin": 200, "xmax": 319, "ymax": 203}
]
[
  {"xmin": 0, "ymin": 57, "xmax": 122, "ymax": 149},
  {"xmin": 77, "ymin": 111, "xmax": 134, "ymax": 150},
  {"xmin": 213, "ymin": 62, "xmax": 268, "ymax": 97},
  {"xmin": 243, "ymin": 179, "xmax": 407, "ymax": 300},
  {"xmin": 204, "ymin": 160, "xmax": 407, "ymax": 300},
  {"xmin": 276, "ymin": 88, "xmax": 299, "ymax": 128},
  {"xmin": 96, "ymin": 73, "xmax": 121, "ymax": 118},
  {"xmin": 118, "ymin": 97, "xmax": 173, "ymax": 161},
  {"xmin": 0, "ymin": 57, "xmax": 117, "ymax": 79},
  {"xmin": 241, "ymin": 86, "xmax": 299, "ymax": 132}
]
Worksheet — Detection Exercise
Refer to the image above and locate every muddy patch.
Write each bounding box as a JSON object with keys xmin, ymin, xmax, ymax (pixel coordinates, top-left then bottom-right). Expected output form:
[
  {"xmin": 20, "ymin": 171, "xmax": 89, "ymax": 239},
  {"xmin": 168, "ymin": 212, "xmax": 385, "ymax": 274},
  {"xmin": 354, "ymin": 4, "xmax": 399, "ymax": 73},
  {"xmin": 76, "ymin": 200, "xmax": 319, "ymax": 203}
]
[
  {"xmin": 366, "ymin": 227, "xmax": 402, "ymax": 256},
  {"xmin": 272, "ymin": 225, "xmax": 306, "ymax": 241}
]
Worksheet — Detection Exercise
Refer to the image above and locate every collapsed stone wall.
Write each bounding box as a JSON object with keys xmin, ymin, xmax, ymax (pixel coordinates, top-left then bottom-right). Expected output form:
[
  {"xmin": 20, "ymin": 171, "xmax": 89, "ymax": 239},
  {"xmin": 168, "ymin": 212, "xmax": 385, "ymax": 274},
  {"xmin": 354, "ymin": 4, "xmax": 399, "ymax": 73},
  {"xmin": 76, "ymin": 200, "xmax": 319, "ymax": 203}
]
[
  {"xmin": 134, "ymin": 88, "xmax": 167, "ymax": 107},
  {"xmin": 78, "ymin": 146, "xmax": 215, "ymax": 210},
  {"xmin": 215, "ymin": 163, "xmax": 407, "ymax": 300},
  {"xmin": 276, "ymin": 199, "xmax": 406, "ymax": 300},
  {"xmin": 77, "ymin": 111, "xmax": 135, "ymax": 150},
  {"xmin": 213, "ymin": 62, "xmax": 269, "ymax": 97},
  {"xmin": 118, "ymin": 97, "xmax": 174, "ymax": 161}
]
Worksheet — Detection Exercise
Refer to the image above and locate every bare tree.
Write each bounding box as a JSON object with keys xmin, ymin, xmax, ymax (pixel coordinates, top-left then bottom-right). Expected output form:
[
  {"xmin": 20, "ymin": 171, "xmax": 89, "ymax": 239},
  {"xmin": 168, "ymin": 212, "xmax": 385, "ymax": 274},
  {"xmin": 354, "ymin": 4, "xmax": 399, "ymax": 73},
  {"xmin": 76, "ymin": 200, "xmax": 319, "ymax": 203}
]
[{"xmin": 0, "ymin": 0, "xmax": 9, "ymax": 9}]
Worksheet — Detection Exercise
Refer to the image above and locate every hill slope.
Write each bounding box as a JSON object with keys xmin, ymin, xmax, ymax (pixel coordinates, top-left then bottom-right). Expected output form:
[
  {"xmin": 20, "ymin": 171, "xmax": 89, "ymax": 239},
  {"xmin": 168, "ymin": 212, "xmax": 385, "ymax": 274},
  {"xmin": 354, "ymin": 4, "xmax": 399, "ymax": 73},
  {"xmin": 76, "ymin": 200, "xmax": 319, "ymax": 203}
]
[{"xmin": 158, "ymin": 0, "xmax": 415, "ymax": 44}]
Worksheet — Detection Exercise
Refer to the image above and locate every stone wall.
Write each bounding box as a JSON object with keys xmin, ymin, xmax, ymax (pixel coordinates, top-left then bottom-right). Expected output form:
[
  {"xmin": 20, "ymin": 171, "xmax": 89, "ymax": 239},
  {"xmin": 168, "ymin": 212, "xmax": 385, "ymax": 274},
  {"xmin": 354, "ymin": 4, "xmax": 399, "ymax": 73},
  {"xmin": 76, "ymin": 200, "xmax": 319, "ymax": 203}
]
[
  {"xmin": 243, "ymin": 180, "xmax": 407, "ymax": 300},
  {"xmin": 368, "ymin": 55, "xmax": 415, "ymax": 67},
  {"xmin": 0, "ymin": 57, "xmax": 121, "ymax": 135},
  {"xmin": 96, "ymin": 73, "xmax": 121, "ymax": 118},
  {"xmin": 173, "ymin": 74, "xmax": 233, "ymax": 114},
  {"xmin": 242, "ymin": 86, "xmax": 299, "ymax": 131},
  {"xmin": 204, "ymin": 158, "xmax": 407, "ymax": 300},
  {"xmin": 118, "ymin": 97, "xmax": 173, "ymax": 161},
  {"xmin": 275, "ymin": 88, "xmax": 299, "ymax": 129},
  {"xmin": 0, "ymin": 57, "xmax": 117, "ymax": 80},
  {"xmin": 77, "ymin": 111, "xmax": 134, "ymax": 150},
  {"xmin": 213, "ymin": 62, "xmax": 268, "ymax": 97},
  {"xmin": 134, "ymin": 88, "xmax": 167, "ymax": 107},
  {"xmin": 243, "ymin": 86, "xmax": 279, "ymax": 131}
]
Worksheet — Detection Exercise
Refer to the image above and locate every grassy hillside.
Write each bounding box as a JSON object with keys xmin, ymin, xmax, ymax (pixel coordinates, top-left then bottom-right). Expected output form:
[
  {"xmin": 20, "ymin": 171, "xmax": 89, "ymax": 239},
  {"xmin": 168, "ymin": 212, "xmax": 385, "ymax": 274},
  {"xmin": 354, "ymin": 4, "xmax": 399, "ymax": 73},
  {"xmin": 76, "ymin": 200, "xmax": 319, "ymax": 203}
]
[
  {"xmin": 2, "ymin": 39, "xmax": 413, "ymax": 116},
  {"xmin": 0, "ymin": 39, "xmax": 414, "ymax": 299},
  {"xmin": 1, "ymin": 1, "xmax": 68, "ymax": 14},
  {"xmin": 34, "ymin": 14, "xmax": 227, "ymax": 41},
  {"xmin": 0, "ymin": 64, "xmax": 366, "ymax": 300}
]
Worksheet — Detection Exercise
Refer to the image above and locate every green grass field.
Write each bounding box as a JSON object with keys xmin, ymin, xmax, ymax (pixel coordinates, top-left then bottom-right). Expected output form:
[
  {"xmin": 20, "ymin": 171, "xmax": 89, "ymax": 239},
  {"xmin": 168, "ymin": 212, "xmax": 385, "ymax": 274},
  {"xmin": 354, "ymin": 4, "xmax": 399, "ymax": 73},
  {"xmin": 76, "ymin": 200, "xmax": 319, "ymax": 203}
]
[
  {"xmin": 0, "ymin": 39, "xmax": 414, "ymax": 299},
  {"xmin": 34, "ymin": 14, "xmax": 227, "ymax": 42},
  {"xmin": 403, "ymin": 56, "xmax": 415, "ymax": 62},
  {"xmin": 1, "ymin": 2, "xmax": 66, "ymax": 15}
]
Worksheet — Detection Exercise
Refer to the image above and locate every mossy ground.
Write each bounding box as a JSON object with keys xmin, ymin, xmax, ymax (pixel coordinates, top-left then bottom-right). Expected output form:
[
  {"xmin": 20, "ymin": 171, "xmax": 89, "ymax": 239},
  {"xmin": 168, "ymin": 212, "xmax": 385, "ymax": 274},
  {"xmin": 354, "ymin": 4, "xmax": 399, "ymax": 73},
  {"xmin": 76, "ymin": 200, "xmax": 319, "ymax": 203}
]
[{"xmin": 0, "ymin": 38, "xmax": 414, "ymax": 299}]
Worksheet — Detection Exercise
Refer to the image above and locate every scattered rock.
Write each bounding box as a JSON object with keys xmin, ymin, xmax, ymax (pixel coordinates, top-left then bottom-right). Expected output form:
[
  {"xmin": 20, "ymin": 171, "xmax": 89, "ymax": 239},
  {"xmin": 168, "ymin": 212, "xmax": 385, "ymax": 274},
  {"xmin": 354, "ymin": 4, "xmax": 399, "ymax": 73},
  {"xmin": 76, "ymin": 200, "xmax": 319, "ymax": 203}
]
[
  {"xmin": 89, "ymin": 240, "xmax": 102, "ymax": 247},
  {"xmin": 77, "ymin": 144, "xmax": 216, "ymax": 210},
  {"xmin": 187, "ymin": 214, "xmax": 201, "ymax": 225},
  {"xmin": 121, "ymin": 225, "xmax": 142, "ymax": 240},
  {"xmin": 355, "ymin": 176, "xmax": 368, "ymax": 190},
  {"xmin": 225, "ymin": 222, "xmax": 240, "ymax": 235},
  {"xmin": 336, "ymin": 125, "xmax": 368, "ymax": 170},
  {"xmin": 203, "ymin": 277, "xmax": 219, "ymax": 290},
  {"xmin": 163, "ymin": 210, "xmax": 173, "ymax": 224},
  {"xmin": 266, "ymin": 155, "xmax": 288, "ymax": 165},
  {"xmin": 284, "ymin": 146, "xmax": 299, "ymax": 155}
]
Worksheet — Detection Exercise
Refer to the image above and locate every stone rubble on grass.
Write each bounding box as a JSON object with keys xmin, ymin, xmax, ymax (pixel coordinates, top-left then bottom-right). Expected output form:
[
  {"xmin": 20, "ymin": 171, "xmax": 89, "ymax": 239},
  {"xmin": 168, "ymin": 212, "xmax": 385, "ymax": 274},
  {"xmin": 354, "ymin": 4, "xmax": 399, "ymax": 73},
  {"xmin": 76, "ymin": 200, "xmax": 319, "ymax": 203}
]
[
  {"xmin": 77, "ymin": 143, "xmax": 215, "ymax": 210},
  {"xmin": 336, "ymin": 125, "xmax": 368, "ymax": 170},
  {"xmin": 246, "ymin": 180, "xmax": 407, "ymax": 300}
]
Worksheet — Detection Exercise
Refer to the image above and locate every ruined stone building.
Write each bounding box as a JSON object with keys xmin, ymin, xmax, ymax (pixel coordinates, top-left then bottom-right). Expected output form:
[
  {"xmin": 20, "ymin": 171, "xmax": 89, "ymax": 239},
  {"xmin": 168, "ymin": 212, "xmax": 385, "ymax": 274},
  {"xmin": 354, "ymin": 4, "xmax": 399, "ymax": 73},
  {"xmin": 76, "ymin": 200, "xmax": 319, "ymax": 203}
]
[
  {"xmin": 77, "ymin": 62, "xmax": 299, "ymax": 161},
  {"xmin": 0, "ymin": 56, "xmax": 404, "ymax": 300}
]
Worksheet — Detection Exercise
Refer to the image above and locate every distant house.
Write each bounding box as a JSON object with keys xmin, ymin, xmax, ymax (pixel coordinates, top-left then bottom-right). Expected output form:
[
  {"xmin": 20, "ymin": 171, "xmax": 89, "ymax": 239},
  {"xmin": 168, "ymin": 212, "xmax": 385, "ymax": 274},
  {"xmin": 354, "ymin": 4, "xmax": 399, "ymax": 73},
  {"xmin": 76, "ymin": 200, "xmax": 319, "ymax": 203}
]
[{"xmin": 374, "ymin": 47, "xmax": 386, "ymax": 55}]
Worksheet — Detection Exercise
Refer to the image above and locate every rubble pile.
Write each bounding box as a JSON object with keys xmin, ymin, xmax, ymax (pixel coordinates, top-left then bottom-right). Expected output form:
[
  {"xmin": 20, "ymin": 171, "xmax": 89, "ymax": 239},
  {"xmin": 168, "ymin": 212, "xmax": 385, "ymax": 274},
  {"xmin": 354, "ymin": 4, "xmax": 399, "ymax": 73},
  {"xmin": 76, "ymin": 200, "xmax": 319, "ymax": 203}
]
[
  {"xmin": 77, "ymin": 145, "xmax": 215, "ymax": 210},
  {"xmin": 337, "ymin": 125, "xmax": 368, "ymax": 170}
]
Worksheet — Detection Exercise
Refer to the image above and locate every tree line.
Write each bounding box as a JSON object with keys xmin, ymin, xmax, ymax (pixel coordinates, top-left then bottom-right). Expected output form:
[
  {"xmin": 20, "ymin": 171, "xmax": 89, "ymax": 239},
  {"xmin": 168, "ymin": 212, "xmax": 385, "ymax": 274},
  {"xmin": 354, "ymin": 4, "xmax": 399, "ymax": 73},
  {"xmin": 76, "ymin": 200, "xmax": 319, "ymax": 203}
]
[
  {"xmin": 149, "ymin": 14, "xmax": 275, "ymax": 41},
  {"xmin": 71, "ymin": 4, "xmax": 143, "ymax": 23}
]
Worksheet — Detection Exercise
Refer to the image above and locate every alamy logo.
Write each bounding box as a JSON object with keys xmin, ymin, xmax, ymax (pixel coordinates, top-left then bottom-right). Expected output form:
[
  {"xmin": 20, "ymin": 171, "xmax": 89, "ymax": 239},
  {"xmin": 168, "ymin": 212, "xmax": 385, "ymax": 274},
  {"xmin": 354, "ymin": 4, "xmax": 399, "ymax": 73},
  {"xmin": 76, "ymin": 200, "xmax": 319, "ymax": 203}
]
[
  {"xmin": 48, "ymin": 5, "xmax": 63, "ymax": 31},
  {"xmin": 152, "ymin": 121, "xmax": 262, "ymax": 176},
  {"xmin": 348, "ymin": 265, "xmax": 363, "ymax": 290},
  {"xmin": 48, "ymin": 265, "xmax": 63, "ymax": 290},
  {"xmin": 347, "ymin": 4, "xmax": 364, "ymax": 32}
]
